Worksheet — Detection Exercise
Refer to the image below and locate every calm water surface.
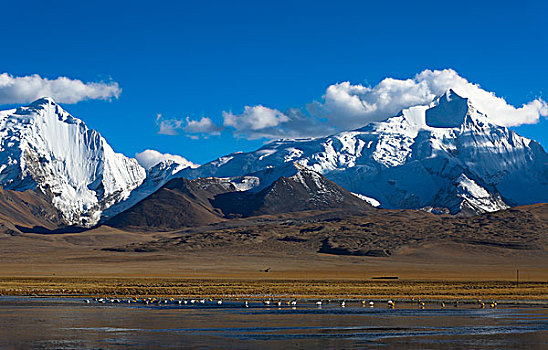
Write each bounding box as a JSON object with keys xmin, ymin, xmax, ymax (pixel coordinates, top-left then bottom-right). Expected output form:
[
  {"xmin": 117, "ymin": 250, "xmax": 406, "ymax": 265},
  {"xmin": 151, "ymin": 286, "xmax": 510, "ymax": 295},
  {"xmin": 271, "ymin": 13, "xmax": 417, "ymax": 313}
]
[{"xmin": 0, "ymin": 297, "xmax": 546, "ymax": 349}]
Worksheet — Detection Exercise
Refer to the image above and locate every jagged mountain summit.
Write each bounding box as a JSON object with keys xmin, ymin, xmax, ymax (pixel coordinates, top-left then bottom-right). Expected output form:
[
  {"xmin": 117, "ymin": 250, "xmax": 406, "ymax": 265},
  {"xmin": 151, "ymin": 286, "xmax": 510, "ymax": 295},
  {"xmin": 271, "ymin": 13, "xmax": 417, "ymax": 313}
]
[
  {"xmin": 177, "ymin": 90, "xmax": 548, "ymax": 215},
  {"xmin": 0, "ymin": 98, "xmax": 146, "ymax": 226}
]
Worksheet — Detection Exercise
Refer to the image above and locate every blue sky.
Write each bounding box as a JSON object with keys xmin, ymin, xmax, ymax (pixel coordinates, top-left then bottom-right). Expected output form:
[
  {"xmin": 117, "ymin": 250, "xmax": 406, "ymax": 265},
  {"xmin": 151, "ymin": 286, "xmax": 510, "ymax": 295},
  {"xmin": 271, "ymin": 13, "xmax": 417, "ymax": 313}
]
[{"xmin": 1, "ymin": 0, "xmax": 547, "ymax": 165}]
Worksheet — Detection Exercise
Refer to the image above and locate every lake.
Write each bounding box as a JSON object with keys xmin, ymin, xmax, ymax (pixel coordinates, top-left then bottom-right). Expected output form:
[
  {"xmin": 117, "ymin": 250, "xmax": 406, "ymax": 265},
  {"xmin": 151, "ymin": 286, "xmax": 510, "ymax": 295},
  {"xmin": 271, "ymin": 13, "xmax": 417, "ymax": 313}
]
[{"xmin": 0, "ymin": 297, "xmax": 546, "ymax": 349}]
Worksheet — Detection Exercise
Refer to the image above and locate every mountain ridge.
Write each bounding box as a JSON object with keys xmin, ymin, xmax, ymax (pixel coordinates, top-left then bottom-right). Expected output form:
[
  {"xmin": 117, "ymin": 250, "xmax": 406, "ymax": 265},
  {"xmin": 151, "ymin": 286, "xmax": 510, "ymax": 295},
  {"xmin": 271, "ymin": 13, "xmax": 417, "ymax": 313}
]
[
  {"xmin": 106, "ymin": 164, "xmax": 373, "ymax": 231},
  {"xmin": 174, "ymin": 90, "xmax": 548, "ymax": 215},
  {"xmin": 0, "ymin": 90, "xmax": 546, "ymax": 227}
]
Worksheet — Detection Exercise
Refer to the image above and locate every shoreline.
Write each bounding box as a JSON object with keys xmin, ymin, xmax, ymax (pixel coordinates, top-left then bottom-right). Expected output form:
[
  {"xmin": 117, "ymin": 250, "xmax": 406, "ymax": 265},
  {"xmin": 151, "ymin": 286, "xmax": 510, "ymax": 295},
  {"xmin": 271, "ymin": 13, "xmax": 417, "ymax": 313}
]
[
  {"xmin": 1, "ymin": 277, "xmax": 546, "ymax": 301},
  {"xmin": 1, "ymin": 295, "xmax": 547, "ymax": 308}
]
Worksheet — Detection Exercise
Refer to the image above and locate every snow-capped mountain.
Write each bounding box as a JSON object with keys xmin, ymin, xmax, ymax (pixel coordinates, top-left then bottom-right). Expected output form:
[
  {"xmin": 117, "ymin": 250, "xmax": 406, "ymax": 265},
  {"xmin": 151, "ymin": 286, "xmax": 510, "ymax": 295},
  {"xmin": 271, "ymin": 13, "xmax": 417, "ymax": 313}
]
[
  {"xmin": 1, "ymin": 90, "xmax": 545, "ymax": 227},
  {"xmin": 0, "ymin": 98, "xmax": 146, "ymax": 226},
  {"xmin": 176, "ymin": 90, "xmax": 548, "ymax": 214}
]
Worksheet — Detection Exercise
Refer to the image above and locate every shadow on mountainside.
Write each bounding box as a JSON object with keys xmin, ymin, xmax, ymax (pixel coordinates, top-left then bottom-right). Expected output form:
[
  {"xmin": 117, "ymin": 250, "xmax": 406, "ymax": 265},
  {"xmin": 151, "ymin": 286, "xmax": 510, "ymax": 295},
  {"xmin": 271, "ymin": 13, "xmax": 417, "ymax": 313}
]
[{"xmin": 15, "ymin": 225, "xmax": 90, "ymax": 234}]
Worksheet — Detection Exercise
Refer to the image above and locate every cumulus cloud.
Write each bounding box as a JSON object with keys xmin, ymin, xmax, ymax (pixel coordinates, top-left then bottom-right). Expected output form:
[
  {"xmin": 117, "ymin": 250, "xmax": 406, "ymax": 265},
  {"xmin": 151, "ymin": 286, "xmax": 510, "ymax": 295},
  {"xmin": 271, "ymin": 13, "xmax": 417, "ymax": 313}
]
[
  {"xmin": 0, "ymin": 73, "xmax": 121, "ymax": 104},
  {"xmin": 219, "ymin": 106, "xmax": 329, "ymax": 140},
  {"xmin": 156, "ymin": 114, "xmax": 184, "ymax": 136},
  {"xmin": 135, "ymin": 149, "xmax": 198, "ymax": 169},
  {"xmin": 222, "ymin": 106, "xmax": 290, "ymax": 139},
  {"xmin": 156, "ymin": 113, "xmax": 223, "ymax": 137},
  {"xmin": 313, "ymin": 69, "xmax": 548, "ymax": 128},
  {"xmin": 183, "ymin": 116, "xmax": 223, "ymax": 135},
  {"xmin": 414, "ymin": 69, "xmax": 548, "ymax": 126},
  {"xmin": 223, "ymin": 105, "xmax": 289, "ymax": 131}
]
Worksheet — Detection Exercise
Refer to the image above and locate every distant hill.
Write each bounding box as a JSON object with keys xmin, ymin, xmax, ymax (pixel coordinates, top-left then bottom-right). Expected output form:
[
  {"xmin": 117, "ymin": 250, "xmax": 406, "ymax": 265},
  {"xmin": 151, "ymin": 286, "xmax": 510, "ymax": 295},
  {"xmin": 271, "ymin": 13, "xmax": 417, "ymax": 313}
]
[
  {"xmin": 110, "ymin": 203, "xmax": 548, "ymax": 257},
  {"xmin": 104, "ymin": 177, "xmax": 234, "ymax": 230},
  {"xmin": 211, "ymin": 163, "xmax": 372, "ymax": 217},
  {"xmin": 106, "ymin": 164, "xmax": 373, "ymax": 231}
]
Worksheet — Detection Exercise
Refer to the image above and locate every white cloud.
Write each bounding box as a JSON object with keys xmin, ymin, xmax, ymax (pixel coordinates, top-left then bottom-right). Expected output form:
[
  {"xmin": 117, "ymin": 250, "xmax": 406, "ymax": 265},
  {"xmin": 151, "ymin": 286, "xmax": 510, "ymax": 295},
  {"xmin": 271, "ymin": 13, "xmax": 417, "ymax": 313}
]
[
  {"xmin": 183, "ymin": 116, "xmax": 223, "ymax": 135},
  {"xmin": 157, "ymin": 115, "xmax": 184, "ymax": 136},
  {"xmin": 167, "ymin": 105, "xmax": 304, "ymax": 140},
  {"xmin": 0, "ymin": 73, "xmax": 121, "ymax": 104},
  {"xmin": 223, "ymin": 105, "xmax": 290, "ymax": 132},
  {"xmin": 156, "ymin": 113, "xmax": 223, "ymax": 137},
  {"xmin": 414, "ymin": 69, "xmax": 548, "ymax": 126},
  {"xmin": 163, "ymin": 69, "xmax": 548, "ymax": 140},
  {"xmin": 135, "ymin": 149, "xmax": 198, "ymax": 169},
  {"xmin": 313, "ymin": 69, "xmax": 548, "ymax": 129}
]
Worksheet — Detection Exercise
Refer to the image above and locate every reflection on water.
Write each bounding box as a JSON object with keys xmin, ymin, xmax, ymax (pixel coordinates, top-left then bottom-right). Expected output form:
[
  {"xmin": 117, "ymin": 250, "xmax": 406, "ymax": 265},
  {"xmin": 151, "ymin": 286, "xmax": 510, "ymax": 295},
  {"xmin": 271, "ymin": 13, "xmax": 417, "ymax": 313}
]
[{"xmin": 0, "ymin": 297, "xmax": 546, "ymax": 349}]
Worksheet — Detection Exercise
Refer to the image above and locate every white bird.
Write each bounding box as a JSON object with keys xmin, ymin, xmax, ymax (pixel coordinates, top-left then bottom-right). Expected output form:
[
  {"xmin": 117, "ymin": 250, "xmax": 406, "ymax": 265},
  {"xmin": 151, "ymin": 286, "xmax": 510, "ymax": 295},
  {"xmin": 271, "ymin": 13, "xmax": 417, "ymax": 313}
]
[
  {"xmin": 263, "ymin": 300, "xmax": 271, "ymax": 306},
  {"xmin": 340, "ymin": 301, "xmax": 346, "ymax": 308},
  {"xmin": 84, "ymin": 299, "xmax": 90, "ymax": 303},
  {"xmin": 369, "ymin": 301, "xmax": 374, "ymax": 308},
  {"xmin": 316, "ymin": 301, "xmax": 322, "ymax": 306},
  {"xmin": 243, "ymin": 301, "xmax": 249, "ymax": 308},
  {"xmin": 290, "ymin": 300, "xmax": 297, "ymax": 307},
  {"xmin": 217, "ymin": 300, "xmax": 223, "ymax": 305}
]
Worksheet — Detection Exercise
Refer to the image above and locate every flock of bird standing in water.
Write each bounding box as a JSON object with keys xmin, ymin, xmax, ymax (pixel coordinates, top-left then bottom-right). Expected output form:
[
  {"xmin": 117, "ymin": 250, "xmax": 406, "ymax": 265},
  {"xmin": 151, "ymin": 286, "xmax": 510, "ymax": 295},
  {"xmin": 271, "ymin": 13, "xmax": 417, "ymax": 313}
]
[{"xmin": 83, "ymin": 297, "xmax": 498, "ymax": 309}]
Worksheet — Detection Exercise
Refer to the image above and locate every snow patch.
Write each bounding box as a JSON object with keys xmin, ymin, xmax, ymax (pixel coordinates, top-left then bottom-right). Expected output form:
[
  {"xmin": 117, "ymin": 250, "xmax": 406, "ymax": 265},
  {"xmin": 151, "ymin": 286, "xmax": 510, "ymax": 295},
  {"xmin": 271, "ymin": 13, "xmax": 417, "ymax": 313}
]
[{"xmin": 351, "ymin": 192, "xmax": 381, "ymax": 207}]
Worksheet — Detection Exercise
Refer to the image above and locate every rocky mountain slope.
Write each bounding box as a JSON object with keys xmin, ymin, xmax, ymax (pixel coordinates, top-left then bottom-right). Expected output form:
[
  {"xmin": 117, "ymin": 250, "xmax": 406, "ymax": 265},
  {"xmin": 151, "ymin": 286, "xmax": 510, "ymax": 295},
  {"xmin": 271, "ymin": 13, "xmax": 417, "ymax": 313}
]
[
  {"xmin": 0, "ymin": 188, "xmax": 64, "ymax": 235},
  {"xmin": 176, "ymin": 90, "xmax": 548, "ymax": 215},
  {"xmin": 211, "ymin": 163, "xmax": 372, "ymax": 217},
  {"xmin": 105, "ymin": 177, "xmax": 234, "ymax": 230},
  {"xmin": 106, "ymin": 164, "xmax": 373, "ymax": 230}
]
